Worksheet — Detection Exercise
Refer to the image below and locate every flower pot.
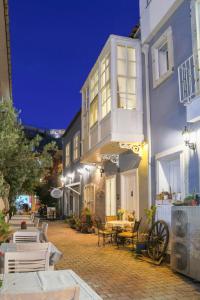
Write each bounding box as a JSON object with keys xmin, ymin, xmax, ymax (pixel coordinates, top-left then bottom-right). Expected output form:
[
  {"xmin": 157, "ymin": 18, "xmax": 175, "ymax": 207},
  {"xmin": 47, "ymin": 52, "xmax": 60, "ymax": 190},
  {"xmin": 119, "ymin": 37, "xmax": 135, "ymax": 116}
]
[
  {"xmin": 135, "ymin": 241, "xmax": 147, "ymax": 254},
  {"xmin": 21, "ymin": 223, "xmax": 27, "ymax": 230}
]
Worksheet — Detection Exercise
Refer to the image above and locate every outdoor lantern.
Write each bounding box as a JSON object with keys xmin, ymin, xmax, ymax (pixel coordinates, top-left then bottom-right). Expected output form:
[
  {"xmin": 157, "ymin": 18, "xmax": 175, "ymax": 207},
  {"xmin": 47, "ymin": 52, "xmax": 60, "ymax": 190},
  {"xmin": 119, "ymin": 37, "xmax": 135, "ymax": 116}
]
[{"xmin": 182, "ymin": 126, "xmax": 196, "ymax": 150}]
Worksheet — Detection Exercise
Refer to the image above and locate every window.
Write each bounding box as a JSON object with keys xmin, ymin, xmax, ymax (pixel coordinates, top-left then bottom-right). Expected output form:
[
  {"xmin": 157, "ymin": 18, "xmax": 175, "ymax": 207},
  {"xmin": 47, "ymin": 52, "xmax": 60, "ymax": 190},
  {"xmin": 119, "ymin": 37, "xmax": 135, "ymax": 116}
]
[
  {"xmin": 65, "ymin": 143, "xmax": 70, "ymax": 167},
  {"xmin": 151, "ymin": 27, "xmax": 174, "ymax": 88},
  {"xmin": 73, "ymin": 132, "xmax": 80, "ymax": 161},
  {"xmin": 101, "ymin": 55, "xmax": 111, "ymax": 118},
  {"xmin": 90, "ymin": 97, "xmax": 98, "ymax": 127},
  {"xmin": 117, "ymin": 45, "xmax": 137, "ymax": 110},
  {"xmin": 90, "ymin": 70, "xmax": 98, "ymax": 127},
  {"xmin": 84, "ymin": 184, "xmax": 95, "ymax": 214}
]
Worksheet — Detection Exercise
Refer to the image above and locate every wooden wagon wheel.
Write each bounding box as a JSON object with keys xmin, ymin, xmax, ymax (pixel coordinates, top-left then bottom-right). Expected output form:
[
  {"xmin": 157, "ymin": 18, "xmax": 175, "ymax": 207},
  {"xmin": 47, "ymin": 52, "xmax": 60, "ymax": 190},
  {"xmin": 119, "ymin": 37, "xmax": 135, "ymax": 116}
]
[{"xmin": 147, "ymin": 220, "xmax": 169, "ymax": 261}]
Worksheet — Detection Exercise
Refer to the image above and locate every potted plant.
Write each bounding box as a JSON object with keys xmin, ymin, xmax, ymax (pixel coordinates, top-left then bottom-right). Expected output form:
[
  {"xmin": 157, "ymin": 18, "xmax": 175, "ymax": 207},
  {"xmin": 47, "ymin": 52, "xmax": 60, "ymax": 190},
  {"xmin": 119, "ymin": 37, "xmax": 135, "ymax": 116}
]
[
  {"xmin": 117, "ymin": 208, "xmax": 126, "ymax": 220},
  {"xmin": 21, "ymin": 221, "xmax": 27, "ymax": 230},
  {"xmin": 0, "ymin": 211, "xmax": 11, "ymax": 244},
  {"xmin": 75, "ymin": 218, "xmax": 81, "ymax": 231},
  {"xmin": 135, "ymin": 206, "xmax": 157, "ymax": 254},
  {"xmin": 80, "ymin": 208, "xmax": 93, "ymax": 233}
]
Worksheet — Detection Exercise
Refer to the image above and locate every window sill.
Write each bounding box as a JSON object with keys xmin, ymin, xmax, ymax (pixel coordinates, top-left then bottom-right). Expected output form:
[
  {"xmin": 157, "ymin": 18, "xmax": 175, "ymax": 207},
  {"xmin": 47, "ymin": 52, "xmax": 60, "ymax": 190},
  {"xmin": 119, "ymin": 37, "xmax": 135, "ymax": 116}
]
[{"xmin": 153, "ymin": 68, "xmax": 174, "ymax": 89}]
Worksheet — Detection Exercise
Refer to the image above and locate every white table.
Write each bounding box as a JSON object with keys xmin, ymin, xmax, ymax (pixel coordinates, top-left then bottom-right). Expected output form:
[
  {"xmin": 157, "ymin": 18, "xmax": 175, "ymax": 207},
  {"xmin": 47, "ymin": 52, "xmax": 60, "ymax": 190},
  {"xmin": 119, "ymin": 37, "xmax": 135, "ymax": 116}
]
[
  {"xmin": 9, "ymin": 219, "xmax": 34, "ymax": 226},
  {"xmin": 0, "ymin": 270, "xmax": 102, "ymax": 300},
  {"xmin": 106, "ymin": 220, "xmax": 134, "ymax": 228}
]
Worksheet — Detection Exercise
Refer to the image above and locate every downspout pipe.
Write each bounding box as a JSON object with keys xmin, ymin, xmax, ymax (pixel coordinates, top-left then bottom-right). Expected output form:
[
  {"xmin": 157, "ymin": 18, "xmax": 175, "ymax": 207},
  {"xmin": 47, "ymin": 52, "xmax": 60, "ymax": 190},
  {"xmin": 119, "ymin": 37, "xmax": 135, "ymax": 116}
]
[{"xmin": 142, "ymin": 44, "xmax": 152, "ymax": 208}]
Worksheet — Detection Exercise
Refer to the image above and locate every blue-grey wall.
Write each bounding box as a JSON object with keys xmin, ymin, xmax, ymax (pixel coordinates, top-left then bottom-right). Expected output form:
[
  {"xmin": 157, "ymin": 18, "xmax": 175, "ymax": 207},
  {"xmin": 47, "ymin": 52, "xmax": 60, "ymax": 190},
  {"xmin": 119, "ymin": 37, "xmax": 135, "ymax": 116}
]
[{"xmin": 145, "ymin": 0, "xmax": 199, "ymax": 198}]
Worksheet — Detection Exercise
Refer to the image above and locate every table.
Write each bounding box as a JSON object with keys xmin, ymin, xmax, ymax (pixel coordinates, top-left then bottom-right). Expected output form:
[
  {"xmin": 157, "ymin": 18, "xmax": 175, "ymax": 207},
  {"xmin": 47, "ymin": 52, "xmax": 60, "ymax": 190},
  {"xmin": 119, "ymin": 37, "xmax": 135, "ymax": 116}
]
[
  {"xmin": 11, "ymin": 215, "xmax": 31, "ymax": 220},
  {"xmin": 0, "ymin": 270, "xmax": 102, "ymax": 300},
  {"xmin": 9, "ymin": 219, "xmax": 34, "ymax": 226},
  {"xmin": 106, "ymin": 220, "xmax": 134, "ymax": 228},
  {"xmin": 0, "ymin": 242, "xmax": 62, "ymax": 273}
]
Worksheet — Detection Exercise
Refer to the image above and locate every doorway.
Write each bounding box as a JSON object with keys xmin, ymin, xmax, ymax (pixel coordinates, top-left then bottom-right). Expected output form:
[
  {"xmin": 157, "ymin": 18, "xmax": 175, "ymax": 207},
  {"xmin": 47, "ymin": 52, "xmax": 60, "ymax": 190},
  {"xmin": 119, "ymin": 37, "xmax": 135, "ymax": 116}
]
[
  {"xmin": 121, "ymin": 169, "xmax": 139, "ymax": 218},
  {"xmin": 105, "ymin": 176, "xmax": 116, "ymax": 216}
]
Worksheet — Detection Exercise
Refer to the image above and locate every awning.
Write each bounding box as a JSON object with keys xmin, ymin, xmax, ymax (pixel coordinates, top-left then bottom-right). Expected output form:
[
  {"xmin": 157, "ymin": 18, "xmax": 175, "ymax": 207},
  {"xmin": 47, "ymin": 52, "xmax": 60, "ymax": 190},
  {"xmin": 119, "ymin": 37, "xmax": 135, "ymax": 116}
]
[{"xmin": 65, "ymin": 182, "xmax": 81, "ymax": 195}]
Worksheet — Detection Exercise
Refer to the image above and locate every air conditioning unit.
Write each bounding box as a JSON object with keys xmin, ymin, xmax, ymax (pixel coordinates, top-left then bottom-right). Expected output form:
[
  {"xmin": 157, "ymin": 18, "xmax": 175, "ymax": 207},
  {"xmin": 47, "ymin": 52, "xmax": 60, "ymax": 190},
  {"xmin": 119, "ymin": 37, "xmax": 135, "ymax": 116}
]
[{"xmin": 171, "ymin": 206, "xmax": 200, "ymax": 280}]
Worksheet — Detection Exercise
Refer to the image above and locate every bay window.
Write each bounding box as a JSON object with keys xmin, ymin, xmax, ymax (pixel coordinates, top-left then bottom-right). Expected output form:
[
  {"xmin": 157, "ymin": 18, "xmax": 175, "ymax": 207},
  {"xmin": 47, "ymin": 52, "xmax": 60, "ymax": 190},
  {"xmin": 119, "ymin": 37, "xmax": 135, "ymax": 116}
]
[{"xmin": 117, "ymin": 45, "xmax": 136, "ymax": 110}]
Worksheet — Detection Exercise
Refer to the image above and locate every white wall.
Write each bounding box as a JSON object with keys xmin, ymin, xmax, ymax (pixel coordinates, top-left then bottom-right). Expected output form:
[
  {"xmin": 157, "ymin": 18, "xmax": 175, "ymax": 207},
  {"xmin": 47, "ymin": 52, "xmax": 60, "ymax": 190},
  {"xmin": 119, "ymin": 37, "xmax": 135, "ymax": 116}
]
[{"xmin": 140, "ymin": 0, "xmax": 183, "ymax": 43}]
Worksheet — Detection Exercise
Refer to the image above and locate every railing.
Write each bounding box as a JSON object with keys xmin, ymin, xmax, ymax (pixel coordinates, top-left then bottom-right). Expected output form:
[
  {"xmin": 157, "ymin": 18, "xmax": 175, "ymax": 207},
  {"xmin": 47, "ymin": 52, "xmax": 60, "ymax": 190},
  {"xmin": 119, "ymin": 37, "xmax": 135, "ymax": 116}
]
[{"xmin": 178, "ymin": 55, "xmax": 199, "ymax": 105}]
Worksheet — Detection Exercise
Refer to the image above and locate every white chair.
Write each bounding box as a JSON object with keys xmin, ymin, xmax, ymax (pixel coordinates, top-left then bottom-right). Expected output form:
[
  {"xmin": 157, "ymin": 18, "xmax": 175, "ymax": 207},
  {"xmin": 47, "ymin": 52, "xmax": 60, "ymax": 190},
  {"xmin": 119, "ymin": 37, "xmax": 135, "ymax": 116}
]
[
  {"xmin": 41, "ymin": 222, "xmax": 48, "ymax": 235},
  {"xmin": 34, "ymin": 217, "xmax": 40, "ymax": 228},
  {"xmin": 16, "ymin": 242, "xmax": 51, "ymax": 252},
  {"xmin": 13, "ymin": 231, "xmax": 40, "ymax": 243},
  {"xmin": 4, "ymin": 250, "xmax": 50, "ymax": 274}
]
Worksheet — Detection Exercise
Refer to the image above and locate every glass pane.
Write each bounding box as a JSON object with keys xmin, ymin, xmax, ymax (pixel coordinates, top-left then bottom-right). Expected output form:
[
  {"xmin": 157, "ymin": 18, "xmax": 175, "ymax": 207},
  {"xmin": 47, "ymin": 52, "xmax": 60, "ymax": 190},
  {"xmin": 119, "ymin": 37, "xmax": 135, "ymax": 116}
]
[
  {"xmin": 117, "ymin": 77, "xmax": 126, "ymax": 93},
  {"xmin": 101, "ymin": 87, "xmax": 106, "ymax": 104},
  {"xmin": 128, "ymin": 62, "xmax": 136, "ymax": 77},
  {"xmin": 101, "ymin": 73, "xmax": 105, "ymax": 88},
  {"xmin": 158, "ymin": 42, "xmax": 169, "ymax": 76},
  {"xmin": 117, "ymin": 45, "xmax": 126, "ymax": 60},
  {"xmin": 127, "ymin": 78, "xmax": 136, "ymax": 94},
  {"xmin": 117, "ymin": 93, "xmax": 126, "ymax": 108},
  {"xmin": 105, "ymin": 68, "xmax": 110, "ymax": 82},
  {"xmin": 128, "ymin": 47, "xmax": 136, "ymax": 61},
  {"xmin": 107, "ymin": 97, "xmax": 111, "ymax": 113},
  {"xmin": 127, "ymin": 95, "xmax": 136, "ymax": 109},
  {"xmin": 117, "ymin": 60, "xmax": 126, "ymax": 76}
]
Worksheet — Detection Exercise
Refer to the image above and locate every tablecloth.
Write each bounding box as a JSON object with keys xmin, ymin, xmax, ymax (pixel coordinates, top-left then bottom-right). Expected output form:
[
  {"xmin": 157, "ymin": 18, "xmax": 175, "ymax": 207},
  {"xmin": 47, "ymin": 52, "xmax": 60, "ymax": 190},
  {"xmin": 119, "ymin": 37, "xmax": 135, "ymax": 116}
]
[{"xmin": 0, "ymin": 270, "xmax": 102, "ymax": 300}]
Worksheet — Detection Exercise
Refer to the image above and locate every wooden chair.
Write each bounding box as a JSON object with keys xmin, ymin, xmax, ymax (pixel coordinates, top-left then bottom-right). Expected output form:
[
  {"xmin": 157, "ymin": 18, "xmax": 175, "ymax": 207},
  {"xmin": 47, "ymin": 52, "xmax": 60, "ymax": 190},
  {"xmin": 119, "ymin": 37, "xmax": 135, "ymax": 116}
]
[
  {"xmin": 4, "ymin": 250, "xmax": 50, "ymax": 273},
  {"xmin": 13, "ymin": 231, "xmax": 40, "ymax": 243},
  {"xmin": 95, "ymin": 217, "xmax": 116, "ymax": 246},
  {"xmin": 117, "ymin": 219, "xmax": 142, "ymax": 249},
  {"xmin": 34, "ymin": 217, "xmax": 40, "ymax": 228}
]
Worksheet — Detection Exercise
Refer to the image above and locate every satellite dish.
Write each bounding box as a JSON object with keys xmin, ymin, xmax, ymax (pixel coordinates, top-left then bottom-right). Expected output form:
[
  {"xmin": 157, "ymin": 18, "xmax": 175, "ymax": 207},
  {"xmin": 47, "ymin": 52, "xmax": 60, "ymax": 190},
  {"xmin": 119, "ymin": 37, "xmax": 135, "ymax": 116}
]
[{"xmin": 50, "ymin": 188, "xmax": 63, "ymax": 199}]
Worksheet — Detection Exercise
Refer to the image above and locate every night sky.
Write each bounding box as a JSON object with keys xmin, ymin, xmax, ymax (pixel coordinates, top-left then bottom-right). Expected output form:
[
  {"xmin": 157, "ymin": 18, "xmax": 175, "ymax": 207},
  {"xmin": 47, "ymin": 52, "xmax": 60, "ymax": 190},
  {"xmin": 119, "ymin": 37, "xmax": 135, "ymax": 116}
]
[{"xmin": 9, "ymin": 0, "xmax": 139, "ymax": 130}]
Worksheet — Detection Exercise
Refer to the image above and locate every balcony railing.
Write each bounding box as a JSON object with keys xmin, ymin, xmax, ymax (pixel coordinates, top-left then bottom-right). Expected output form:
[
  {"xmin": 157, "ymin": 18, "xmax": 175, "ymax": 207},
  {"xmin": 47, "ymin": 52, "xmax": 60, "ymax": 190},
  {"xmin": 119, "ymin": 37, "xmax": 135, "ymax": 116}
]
[{"xmin": 178, "ymin": 55, "xmax": 199, "ymax": 105}]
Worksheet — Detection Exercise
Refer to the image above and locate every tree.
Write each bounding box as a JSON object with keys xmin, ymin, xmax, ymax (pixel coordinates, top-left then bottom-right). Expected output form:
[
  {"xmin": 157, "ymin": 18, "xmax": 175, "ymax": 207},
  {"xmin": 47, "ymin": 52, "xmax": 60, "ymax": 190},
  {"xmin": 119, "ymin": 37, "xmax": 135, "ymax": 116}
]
[{"xmin": 0, "ymin": 100, "xmax": 57, "ymax": 206}]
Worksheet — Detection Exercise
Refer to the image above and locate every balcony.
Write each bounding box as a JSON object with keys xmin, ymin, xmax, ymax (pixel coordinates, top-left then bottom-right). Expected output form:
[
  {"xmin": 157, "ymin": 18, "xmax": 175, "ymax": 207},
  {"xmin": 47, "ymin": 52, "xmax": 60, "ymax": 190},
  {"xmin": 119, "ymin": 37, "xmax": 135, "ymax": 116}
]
[
  {"xmin": 81, "ymin": 35, "xmax": 143, "ymax": 164},
  {"xmin": 178, "ymin": 55, "xmax": 200, "ymax": 123}
]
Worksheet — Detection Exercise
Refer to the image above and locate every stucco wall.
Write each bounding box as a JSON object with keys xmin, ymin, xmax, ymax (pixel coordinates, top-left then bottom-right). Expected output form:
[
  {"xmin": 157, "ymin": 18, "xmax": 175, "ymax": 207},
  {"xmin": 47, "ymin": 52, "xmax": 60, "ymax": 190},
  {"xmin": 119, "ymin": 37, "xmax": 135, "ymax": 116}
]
[{"xmin": 144, "ymin": 1, "xmax": 198, "ymax": 200}]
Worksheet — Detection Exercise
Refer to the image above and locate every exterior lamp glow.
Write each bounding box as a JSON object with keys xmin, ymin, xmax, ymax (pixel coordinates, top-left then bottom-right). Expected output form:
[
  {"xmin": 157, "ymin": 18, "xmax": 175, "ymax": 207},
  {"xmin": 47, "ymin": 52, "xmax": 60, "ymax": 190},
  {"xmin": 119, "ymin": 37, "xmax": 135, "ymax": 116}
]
[
  {"xmin": 60, "ymin": 175, "xmax": 67, "ymax": 185},
  {"xmin": 182, "ymin": 126, "xmax": 196, "ymax": 150}
]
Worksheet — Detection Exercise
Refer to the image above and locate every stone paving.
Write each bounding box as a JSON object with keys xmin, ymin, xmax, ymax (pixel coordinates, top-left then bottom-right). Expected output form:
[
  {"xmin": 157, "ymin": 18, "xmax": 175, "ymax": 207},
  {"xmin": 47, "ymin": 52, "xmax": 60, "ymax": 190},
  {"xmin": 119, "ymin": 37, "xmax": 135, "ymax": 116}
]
[{"xmin": 48, "ymin": 222, "xmax": 200, "ymax": 300}]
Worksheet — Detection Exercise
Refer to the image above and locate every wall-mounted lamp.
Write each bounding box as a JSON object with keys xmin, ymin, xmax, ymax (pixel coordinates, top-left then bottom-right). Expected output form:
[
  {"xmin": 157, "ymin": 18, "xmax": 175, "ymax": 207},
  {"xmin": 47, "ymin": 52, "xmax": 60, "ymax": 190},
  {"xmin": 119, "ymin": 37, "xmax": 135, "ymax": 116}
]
[
  {"xmin": 60, "ymin": 175, "xmax": 67, "ymax": 186},
  {"xmin": 100, "ymin": 167, "xmax": 104, "ymax": 177},
  {"xmin": 182, "ymin": 126, "xmax": 196, "ymax": 150}
]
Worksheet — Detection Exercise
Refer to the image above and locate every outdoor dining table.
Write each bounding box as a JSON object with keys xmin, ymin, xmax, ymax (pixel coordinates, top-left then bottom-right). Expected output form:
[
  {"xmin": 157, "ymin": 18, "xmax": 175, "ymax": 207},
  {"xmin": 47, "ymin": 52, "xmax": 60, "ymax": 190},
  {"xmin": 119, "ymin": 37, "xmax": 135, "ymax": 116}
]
[
  {"xmin": 0, "ymin": 242, "xmax": 62, "ymax": 274},
  {"xmin": 0, "ymin": 270, "xmax": 102, "ymax": 300},
  {"xmin": 8, "ymin": 219, "xmax": 34, "ymax": 226},
  {"xmin": 106, "ymin": 220, "xmax": 134, "ymax": 228},
  {"xmin": 11, "ymin": 215, "xmax": 31, "ymax": 220}
]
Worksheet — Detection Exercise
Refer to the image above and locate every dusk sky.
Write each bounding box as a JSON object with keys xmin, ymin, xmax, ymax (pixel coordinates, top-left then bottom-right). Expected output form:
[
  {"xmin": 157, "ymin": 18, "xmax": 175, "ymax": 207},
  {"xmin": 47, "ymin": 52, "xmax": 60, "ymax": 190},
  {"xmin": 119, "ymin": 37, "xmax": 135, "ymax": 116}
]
[{"xmin": 9, "ymin": 0, "xmax": 139, "ymax": 129}]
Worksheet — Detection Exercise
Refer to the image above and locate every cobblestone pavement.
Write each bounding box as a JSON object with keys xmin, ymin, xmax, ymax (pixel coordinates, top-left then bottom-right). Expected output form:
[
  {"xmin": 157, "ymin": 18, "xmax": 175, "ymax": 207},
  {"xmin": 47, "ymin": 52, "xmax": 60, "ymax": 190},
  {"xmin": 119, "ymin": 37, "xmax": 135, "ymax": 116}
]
[{"xmin": 48, "ymin": 222, "xmax": 200, "ymax": 300}]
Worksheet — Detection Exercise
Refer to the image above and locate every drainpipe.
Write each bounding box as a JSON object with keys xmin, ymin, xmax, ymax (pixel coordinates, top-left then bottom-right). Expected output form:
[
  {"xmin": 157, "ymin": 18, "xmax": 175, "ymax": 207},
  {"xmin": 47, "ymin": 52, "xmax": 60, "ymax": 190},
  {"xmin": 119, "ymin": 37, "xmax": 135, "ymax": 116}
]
[{"xmin": 142, "ymin": 44, "xmax": 152, "ymax": 208}]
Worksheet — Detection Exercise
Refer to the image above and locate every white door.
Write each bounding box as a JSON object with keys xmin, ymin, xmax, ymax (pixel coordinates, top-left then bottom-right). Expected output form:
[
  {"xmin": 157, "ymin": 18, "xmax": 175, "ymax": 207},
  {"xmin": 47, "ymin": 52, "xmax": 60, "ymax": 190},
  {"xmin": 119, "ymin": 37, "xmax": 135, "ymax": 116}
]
[
  {"xmin": 84, "ymin": 184, "xmax": 95, "ymax": 214},
  {"xmin": 121, "ymin": 170, "xmax": 138, "ymax": 217},
  {"xmin": 106, "ymin": 176, "xmax": 116, "ymax": 216}
]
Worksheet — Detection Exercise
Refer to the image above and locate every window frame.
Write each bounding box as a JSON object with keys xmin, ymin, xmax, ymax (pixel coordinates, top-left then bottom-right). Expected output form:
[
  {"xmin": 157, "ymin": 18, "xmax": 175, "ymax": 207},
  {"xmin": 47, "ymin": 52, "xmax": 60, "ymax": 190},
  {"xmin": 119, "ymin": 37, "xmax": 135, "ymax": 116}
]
[
  {"xmin": 73, "ymin": 132, "xmax": 80, "ymax": 161},
  {"xmin": 116, "ymin": 45, "xmax": 137, "ymax": 110},
  {"xmin": 65, "ymin": 142, "xmax": 70, "ymax": 167},
  {"xmin": 100, "ymin": 54, "xmax": 111, "ymax": 119},
  {"xmin": 151, "ymin": 27, "xmax": 174, "ymax": 88}
]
